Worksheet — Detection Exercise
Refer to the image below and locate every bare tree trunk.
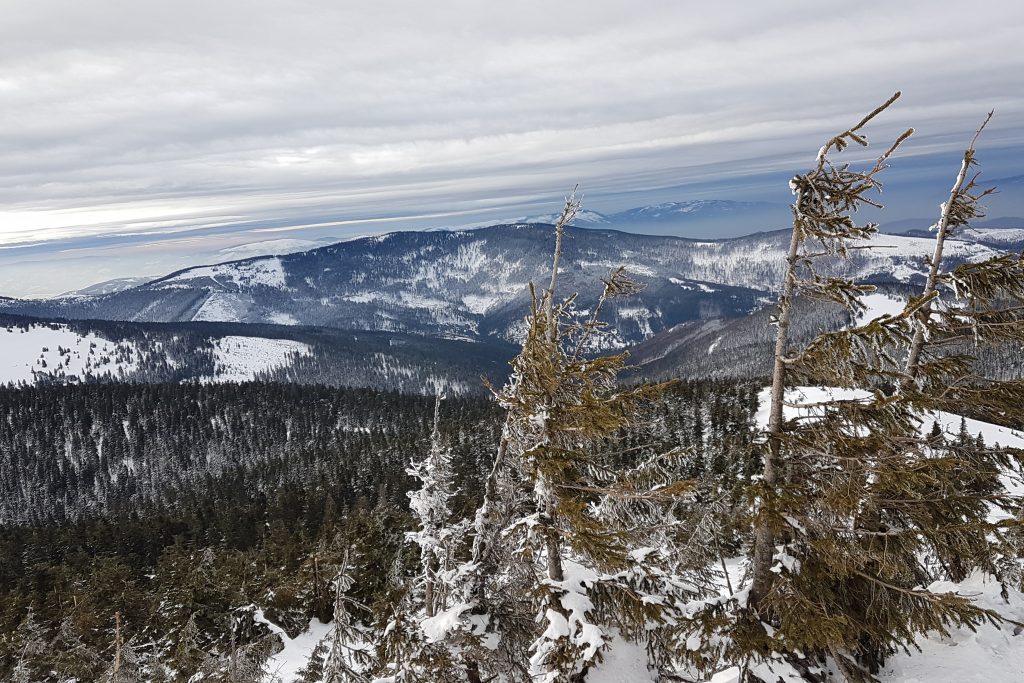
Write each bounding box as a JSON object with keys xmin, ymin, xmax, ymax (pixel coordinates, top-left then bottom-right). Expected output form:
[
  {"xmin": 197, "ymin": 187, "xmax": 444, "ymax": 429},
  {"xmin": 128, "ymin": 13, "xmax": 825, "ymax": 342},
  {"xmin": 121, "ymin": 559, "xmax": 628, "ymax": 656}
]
[
  {"xmin": 542, "ymin": 187, "xmax": 580, "ymax": 345},
  {"xmin": 229, "ymin": 628, "xmax": 238, "ymax": 683},
  {"xmin": 748, "ymin": 214, "xmax": 802, "ymax": 608},
  {"xmin": 424, "ymin": 559, "xmax": 436, "ymax": 618},
  {"xmin": 537, "ymin": 190, "xmax": 579, "ymax": 584},
  {"xmin": 313, "ymin": 556, "xmax": 324, "ymax": 620},
  {"xmin": 113, "ymin": 611, "xmax": 123, "ymax": 678},
  {"xmin": 903, "ymin": 112, "xmax": 993, "ymax": 384},
  {"xmin": 543, "ymin": 500, "xmax": 565, "ymax": 582}
]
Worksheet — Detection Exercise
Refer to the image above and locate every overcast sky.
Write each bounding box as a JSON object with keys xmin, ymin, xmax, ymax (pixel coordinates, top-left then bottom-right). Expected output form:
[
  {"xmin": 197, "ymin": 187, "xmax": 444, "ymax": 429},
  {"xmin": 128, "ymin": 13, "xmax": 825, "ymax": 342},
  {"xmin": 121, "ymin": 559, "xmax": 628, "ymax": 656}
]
[{"xmin": 1, "ymin": 0, "xmax": 1023, "ymax": 296}]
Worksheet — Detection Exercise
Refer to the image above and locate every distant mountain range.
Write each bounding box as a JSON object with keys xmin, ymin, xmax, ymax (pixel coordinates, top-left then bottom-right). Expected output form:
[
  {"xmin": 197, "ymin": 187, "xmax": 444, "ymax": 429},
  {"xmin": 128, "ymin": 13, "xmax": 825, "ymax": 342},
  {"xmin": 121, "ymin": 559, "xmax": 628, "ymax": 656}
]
[
  {"xmin": 882, "ymin": 216, "xmax": 1024, "ymax": 234},
  {"xmin": 0, "ymin": 204, "xmax": 1018, "ymax": 393},
  {"xmin": 515, "ymin": 199, "xmax": 789, "ymax": 235},
  {"xmin": 61, "ymin": 276, "xmax": 157, "ymax": 297},
  {"xmin": 0, "ymin": 222, "xmax": 1006, "ymax": 350}
]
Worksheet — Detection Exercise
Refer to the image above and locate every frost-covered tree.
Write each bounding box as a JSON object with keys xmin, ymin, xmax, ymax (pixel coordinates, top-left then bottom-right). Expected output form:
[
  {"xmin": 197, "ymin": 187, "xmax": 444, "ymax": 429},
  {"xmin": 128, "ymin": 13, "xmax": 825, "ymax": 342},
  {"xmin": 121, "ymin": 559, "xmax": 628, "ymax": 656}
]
[
  {"xmin": 406, "ymin": 392, "xmax": 458, "ymax": 619},
  {"xmin": 322, "ymin": 550, "xmax": 372, "ymax": 683},
  {"xmin": 391, "ymin": 191, "xmax": 706, "ymax": 683},
  {"xmin": 10, "ymin": 607, "xmax": 47, "ymax": 683}
]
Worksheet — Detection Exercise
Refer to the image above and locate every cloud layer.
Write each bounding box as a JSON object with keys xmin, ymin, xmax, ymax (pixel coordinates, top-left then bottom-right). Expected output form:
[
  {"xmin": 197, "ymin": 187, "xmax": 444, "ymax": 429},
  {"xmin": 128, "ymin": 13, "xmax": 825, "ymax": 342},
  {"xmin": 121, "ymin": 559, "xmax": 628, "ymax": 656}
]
[{"xmin": 1, "ymin": 1, "xmax": 1022, "ymax": 294}]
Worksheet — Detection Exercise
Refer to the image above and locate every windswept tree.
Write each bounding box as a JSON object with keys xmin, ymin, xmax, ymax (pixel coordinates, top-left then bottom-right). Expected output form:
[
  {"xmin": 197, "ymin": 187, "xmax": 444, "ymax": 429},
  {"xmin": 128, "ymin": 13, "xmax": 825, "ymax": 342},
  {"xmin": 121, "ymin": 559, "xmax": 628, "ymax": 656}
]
[
  {"xmin": 377, "ymin": 191, "xmax": 707, "ymax": 683},
  {"xmin": 892, "ymin": 111, "xmax": 1024, "ymax": 588},
  {"xmin": 681, "ymin": 96, "xmax": 1024, "ymax": 682},
  {"xmin": 747, "ymin": 92, "xmax": 915, "ymax": 615}
]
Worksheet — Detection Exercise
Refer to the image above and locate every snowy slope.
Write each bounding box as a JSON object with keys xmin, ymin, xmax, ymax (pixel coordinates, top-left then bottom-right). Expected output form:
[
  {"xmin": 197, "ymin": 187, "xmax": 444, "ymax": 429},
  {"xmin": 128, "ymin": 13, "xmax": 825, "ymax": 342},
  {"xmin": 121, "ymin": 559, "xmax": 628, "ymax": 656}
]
[
  {"xmin": 878, "ymin": 572, "xmax": 1024, "ymax": 682},
  {"xmin": 958, "ymin": 227, "xmax": 1024, "ymax": 248},
  {"xmin": 193, "ymin": 292, "xmax": 253, "ymax": 323},
  {"xmin": 0, "ymin": 323, "xmax": 140, "ymax": 385},
  {"xmin": 159, "ymin": 256, "xmax": 288, "ymax": 289},
  {"xmin": 207, "ymin": 335, "xmax": 312, "ymax": 383},
  {"xmin": 256, "ymin": 611, "xmax": 334, "ymax": 683},
  {"xmin": 0, "ymin": 322, "xmax": 321, "ymax": 387}
]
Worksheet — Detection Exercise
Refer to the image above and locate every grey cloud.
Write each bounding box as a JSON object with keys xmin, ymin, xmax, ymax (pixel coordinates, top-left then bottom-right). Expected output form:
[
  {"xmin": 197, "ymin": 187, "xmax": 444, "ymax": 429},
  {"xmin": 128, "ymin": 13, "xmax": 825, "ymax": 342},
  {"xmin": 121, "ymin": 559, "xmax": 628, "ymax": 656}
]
[{"xmin": 0, "ymin": 0, "xmax": 1022, "ymax": 294}]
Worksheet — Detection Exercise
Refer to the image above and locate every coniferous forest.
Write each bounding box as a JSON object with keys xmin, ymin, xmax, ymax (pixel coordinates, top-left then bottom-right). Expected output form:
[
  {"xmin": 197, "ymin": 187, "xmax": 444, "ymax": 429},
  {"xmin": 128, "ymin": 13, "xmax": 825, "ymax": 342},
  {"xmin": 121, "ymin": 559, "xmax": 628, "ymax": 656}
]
[
  {"xmin": 2, "ymin": 93, "xmax": 1024, "ymax": 683},
  {"xmin": 0, "ymin": 379, "xmax": 761, "ymax": 680}
]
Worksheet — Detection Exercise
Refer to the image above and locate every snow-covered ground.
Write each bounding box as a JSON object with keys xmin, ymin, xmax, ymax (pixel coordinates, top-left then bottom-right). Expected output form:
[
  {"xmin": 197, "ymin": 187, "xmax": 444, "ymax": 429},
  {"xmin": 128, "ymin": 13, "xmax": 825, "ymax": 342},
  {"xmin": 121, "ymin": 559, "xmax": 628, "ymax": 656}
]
[
  {"xmin": 879, "ymin": 572, "xmax": 1024, "ymax": 682},
  {"xmin": 708, "ymin": 335, "xmax": 724, "ymax": 355},
  {"xmin": 862, "ymin": 234, "xmax": 1001, "ymax": 282},
  {"xmin": 161, "ymin": 256, "xmax": 288, "ymax": 289},
  {"xmin": 193, "ymin": 292, "xmax": 249, "ymax": 322},
  {"xmin": 208, "ymin": 336, "xmax": 312, "ymax": 383},
  {"xmin": 705, "ymin": 572, "xmax": 1024, "ymax": 683},
  {"xmin": 0, "ymin": 323, "xmax": 139, "ymax": 385},
  {"xmin": 754, "ymin": 386, "xmax": 1024, "ymax": 451},
  {"xmin": 854, "ymin": 293, "xmax": 906, "ymax": 324},
  {"xmin": 587, "ymin": 633, "xmax": 659, "ymax": 683},
  {"xmin": 0, "ymin": 324, "xmax": 315, "ymax": 386},
  {"xmin": 255, "ymin": 611, "xmax": 333, "ymax": 683},
  {"xmin": 268, "ymin": 311, "xmax": 300, "ymax": 325},
  {"xmin": 741, "ymin": 385, "xmax": 1024, "ymax": 682}
]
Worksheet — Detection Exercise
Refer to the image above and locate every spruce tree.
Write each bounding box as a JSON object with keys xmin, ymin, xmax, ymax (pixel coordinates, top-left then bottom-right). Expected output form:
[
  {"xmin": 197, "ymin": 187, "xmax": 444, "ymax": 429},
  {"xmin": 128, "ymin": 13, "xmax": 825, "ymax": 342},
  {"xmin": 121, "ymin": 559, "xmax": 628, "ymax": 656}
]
[
  {"xmin": 395, "ymin": 191, "xmax": 707, "ymax": 682},
  {"xmin": 11, "ymin": 607, "xmax": 47, "ymax": 683},
  {"xmin": 321, "ymin": 550, "xmax": 371, "ymax": 683},
  {"xmin": 682, "ymin": 96, "xmax": 1024, "ymax": 682},
  {"xmin": 406, "ymin": 392, "xmax": 458, "ymax": 619}
]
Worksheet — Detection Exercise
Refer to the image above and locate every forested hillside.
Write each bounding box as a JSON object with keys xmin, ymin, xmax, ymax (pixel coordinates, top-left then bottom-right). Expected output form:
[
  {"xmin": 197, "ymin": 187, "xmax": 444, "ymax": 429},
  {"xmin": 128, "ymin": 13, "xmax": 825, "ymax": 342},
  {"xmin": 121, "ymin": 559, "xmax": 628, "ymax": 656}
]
[
  {"xmin": 0, "ymin": 379, "xmax": 761, "ymax": 681},
  {"xmin": 626, "ymin": 283, "xmax": 1024, "ymax": 388},
  {"xmin": 0, "ymin": 315, "xmax": 514, "ymax": 395}
]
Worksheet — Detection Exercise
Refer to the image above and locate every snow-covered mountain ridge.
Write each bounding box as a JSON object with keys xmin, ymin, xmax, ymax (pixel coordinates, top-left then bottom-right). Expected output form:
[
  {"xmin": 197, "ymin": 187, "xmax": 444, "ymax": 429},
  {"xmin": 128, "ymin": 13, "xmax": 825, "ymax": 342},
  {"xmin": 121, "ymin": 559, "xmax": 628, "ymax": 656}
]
[{"xmin": 0, "ymin": 224, "xmax": 1006, "ymax": 346}]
